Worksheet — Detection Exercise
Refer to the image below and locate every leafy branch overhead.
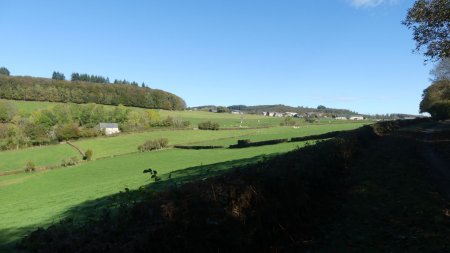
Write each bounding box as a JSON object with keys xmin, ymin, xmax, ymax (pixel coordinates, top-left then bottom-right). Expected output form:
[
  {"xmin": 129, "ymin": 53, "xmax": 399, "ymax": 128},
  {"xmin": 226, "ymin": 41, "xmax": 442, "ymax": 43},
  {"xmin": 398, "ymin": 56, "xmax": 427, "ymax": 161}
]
[{"xmin": 403, "ymin": 0, "xmax": 450, "ymax": 61}]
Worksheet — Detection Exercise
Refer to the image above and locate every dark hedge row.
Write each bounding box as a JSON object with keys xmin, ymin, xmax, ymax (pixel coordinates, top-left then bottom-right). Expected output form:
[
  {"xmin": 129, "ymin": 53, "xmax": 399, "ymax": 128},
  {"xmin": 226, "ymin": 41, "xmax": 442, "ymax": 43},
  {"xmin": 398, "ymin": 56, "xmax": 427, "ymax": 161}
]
[
  {"xmin": 0, "ymin": 75, "xmax": 186, "ymax": 110},
  {"xmin": 229, "ymin": 138, "xmax": 288, "ymax": 148},
  {"xmin": 290, "ymin": 131, "xmax": 345, "ymax": 142},
  {"xmin": 174, "ymin": 145, "xmax": 224, "ymax": 150}
]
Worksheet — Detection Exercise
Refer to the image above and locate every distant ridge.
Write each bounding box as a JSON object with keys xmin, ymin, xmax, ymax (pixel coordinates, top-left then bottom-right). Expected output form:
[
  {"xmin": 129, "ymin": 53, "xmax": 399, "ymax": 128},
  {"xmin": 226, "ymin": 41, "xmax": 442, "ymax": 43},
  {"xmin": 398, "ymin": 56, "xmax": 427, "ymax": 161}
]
[{"xmin": 191, "ymin": 104, "xmax": 359, "ymax": 116}]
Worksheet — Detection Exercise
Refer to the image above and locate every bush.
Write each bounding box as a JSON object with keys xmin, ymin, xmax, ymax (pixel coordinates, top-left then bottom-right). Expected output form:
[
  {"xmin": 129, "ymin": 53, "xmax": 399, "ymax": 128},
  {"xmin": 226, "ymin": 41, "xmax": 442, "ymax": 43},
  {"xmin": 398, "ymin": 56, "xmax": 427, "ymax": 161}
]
[
  {"xmin": 55, "ymin": 123, "xmax": 81, "ymax": 141},
  {"xmin": 280, "ymin": 117, "xmax": 297, "ymax": 126},
  {"xmin": 429, "ymin": 101, "xmax": 450, "ymax": 120},
  {"xmin": 183, "ymin": 121, "xmax": 191, "ymax": 127},
  {"xmin": 84, "ymin": 149, "xmax": 93, "ymax": 161},
  {"xmin": 80, "ymin": 128, "xmax": 100, "ymax": 138},
  {"xmin": 25, "ymin": 161, "xmax": 36, "ymax": 172},
  {"xmin": 138, "ymin": 138, "xmax": 169, "ymax": 152},
  {"xmin": 61, "ymin": 157, "xmax": 79, "ymax": 167},
  {"xmin": 198, "ymin": 121, "xmax": 220, "ymax": 130}
]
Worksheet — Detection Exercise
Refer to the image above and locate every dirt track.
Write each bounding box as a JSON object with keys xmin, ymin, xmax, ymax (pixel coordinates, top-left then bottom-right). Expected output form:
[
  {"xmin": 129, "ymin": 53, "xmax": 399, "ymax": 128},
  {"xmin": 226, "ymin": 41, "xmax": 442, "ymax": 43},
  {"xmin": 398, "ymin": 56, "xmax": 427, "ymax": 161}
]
[{"xmin": 420, "ymin": 121, "xmax": 450, "ymax": 199}]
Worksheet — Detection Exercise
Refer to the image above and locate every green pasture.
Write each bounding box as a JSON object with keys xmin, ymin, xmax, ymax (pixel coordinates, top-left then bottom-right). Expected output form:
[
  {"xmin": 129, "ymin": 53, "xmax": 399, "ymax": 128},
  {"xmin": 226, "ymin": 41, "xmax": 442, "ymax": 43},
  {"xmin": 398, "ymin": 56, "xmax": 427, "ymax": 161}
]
[
  {"xmin": 0, "ymin": 122, "xmax": 367, "ymax": 250},
  {"xmin": 0, "ymin": 123, "xmax": 366, "ymax": 172},
  {"xmin": 0, "ymin": 144, "xmax": 79, "ymax": 173},
  {"xmin": 2, "ymin": 99, "xmax": 371, "ymax": 128},
  {"xmin": 0, "ymin": 99, "xmax": 62, "ymax": 115},
  {"xmin": 0, "ymin": 140, "xmax": 308, "ymax": 248}
]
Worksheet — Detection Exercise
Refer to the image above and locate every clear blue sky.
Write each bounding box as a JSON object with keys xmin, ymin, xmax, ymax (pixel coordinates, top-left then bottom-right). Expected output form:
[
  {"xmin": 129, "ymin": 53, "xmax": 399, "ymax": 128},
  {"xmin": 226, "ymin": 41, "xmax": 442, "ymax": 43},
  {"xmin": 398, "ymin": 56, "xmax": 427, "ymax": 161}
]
[{"xmin": 0, "ymin": 0, "xmax": 434, "ymax": 114}]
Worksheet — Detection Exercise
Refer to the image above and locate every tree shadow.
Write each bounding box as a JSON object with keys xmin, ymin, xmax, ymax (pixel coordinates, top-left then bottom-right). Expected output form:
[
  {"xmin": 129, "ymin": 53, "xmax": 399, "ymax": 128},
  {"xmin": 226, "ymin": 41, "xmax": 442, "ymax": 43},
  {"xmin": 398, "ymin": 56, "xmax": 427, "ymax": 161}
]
[
  {"xmin": 34, "ymin": 153, "xmax": 283, "ymax": 229},
  {"xmin": 0, "ymin": 225, "xmax": 38, "ymax": 252}
]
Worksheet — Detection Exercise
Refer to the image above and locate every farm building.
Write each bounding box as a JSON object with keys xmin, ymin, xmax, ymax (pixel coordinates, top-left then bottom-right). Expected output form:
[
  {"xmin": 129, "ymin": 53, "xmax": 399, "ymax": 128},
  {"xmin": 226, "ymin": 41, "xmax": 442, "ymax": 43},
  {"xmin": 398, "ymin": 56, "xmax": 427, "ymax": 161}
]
[
  {"xmin": 284, "ymin": 112, "xmax": 298, "ymax": 117},
  {"xmin": 335, "ymin": 116, "xmax": 348, "ymax": 120},
  {"xmin": 231, "ymin": 110, "xmax": 243, "ymax": 115},
  {"xmin": 99, "ymin": 123, "xmax": 120, "ymax": 135},
  {"xmin": 349, "ymin": 116, "xmax": 364, "ymax": 120}
]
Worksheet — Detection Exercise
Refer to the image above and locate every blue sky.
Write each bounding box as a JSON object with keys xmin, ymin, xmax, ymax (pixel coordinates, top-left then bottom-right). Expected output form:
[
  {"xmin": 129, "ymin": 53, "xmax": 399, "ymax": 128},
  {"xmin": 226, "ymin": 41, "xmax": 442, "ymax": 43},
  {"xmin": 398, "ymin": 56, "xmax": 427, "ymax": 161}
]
[{"xmin": 0, "ymin": 0, "xmax": 433, "ymax": 114}]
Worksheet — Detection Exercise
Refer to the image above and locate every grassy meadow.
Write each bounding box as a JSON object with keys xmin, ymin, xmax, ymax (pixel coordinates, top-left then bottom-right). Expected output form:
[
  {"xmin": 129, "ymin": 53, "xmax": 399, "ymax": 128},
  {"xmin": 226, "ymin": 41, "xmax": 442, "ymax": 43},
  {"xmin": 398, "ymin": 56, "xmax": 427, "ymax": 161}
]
[{"xmin": 0, "ymin": 99, "xmax": 371, "ymax": 250}]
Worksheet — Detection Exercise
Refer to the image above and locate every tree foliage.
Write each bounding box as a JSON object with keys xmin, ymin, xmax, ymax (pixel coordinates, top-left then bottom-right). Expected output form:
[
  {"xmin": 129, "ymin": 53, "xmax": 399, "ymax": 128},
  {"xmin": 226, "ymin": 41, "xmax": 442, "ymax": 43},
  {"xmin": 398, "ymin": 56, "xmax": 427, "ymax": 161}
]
[
  {"xmin": 0, "ymin": 101, "xmax": 192, "ymax": 150},
  {"xmin": 420, "ymin": 79, "xmax": 450, "ymax": 119},
  {"xmin": 71, "ymin": 73, "xmax": 109, "ymax": 83},
  {"xmin": 403, "ymin": 0, "xmax": 450, "ymax": 61},
  {"xmin": 0, "ymin": 75, "xmax": 186, "ymax": 110},
  {"xmin": 431, "ymin": 57, "xmax": 450, "ymax": 80},
  {"xmin": 198, "ymin": 121, "xmax": 220, "ymax": 130},
  {"xmin": 52, "ymin": 71, "xmax": 66, "ymax": 81},
  {"xmin": 0, "ymin": 67, "xmax": 10, "ymax": 76}
]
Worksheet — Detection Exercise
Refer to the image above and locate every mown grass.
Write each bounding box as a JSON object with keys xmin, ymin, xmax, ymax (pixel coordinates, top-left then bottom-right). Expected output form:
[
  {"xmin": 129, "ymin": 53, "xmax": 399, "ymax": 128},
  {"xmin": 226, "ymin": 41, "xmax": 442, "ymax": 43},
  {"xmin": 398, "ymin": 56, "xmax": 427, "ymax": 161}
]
[
  {"xmin": 0, "ymin": 123, "xmax": 367, "ymax": 248},
  {"xmin": 0, "ymin": 144, "xmax": 79, "ymax": 173},
  {"xmin": 0, "ymin": 140, "xmax": 309, "ymax": 249},
  {"xmin": 0, "ymin": 124, "xmax": 367, "ymax": 172}
]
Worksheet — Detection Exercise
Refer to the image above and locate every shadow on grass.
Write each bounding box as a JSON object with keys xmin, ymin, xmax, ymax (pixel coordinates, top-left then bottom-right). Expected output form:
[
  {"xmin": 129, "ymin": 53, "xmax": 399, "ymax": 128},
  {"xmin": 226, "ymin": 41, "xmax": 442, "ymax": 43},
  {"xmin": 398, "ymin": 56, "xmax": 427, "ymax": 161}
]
[
  {"xmin": 0, "ymin": 225, "xmax": 37, "ymax": 252},
  {"xmin": 39, "ymin": 153, "xmax": 283, "ymax": 227}
]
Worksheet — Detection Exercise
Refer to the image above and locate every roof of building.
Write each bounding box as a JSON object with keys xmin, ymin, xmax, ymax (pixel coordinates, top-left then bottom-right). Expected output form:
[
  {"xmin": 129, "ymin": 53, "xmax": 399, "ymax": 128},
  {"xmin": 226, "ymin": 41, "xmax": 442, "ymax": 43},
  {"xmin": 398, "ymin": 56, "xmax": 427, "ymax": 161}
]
[{"xmin": 99, "ymin": 123, "xmax": 119, "ymax": 128}]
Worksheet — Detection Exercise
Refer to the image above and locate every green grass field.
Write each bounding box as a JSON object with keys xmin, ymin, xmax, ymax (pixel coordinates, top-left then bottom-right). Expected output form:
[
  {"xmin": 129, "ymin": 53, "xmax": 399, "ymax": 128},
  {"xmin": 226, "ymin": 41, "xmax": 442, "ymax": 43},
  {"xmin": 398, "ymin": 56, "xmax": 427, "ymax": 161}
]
[
  {"xmin": 0, "ymin": 100, "xmax": 371, "ymax": 250},
  {"xmin": 2, "ymin": 98, "xmax": 371, "ymax": 128},
  {"xmin": 0, "ymin": 144, "xmax": 79, "ymax": 173},
  {"xmin": 0, "ymin": 124, "xmax": 366, "ymax": 173}
]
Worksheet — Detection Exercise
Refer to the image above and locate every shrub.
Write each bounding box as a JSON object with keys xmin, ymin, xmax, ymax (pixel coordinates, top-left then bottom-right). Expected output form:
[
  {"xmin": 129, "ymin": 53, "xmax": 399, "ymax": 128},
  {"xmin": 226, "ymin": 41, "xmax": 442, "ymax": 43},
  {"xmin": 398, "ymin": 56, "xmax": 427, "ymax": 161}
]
[
  {"xmin": 138, "ymin": 138, "xmax": 169, "ymax": 152},
  {"xmin": 198, "ymin": 121, "xmax": 220, "ymax": 130},
  {"xmin": 80, "ymin": 128, "xmax": 100, "ymax": 138},
  {"xmin": 84, "ymin": 149, "xmax": 93, "ymax": 161},
  {"xmin": 61, "ymin": 157, "xmax": 79, "ymax": 167},
  {"xmin": 304, "ymin": 117, "xmax": 317, "ymax": 123},
  {"xmin": 25, "ymin": 161, "xmax": 36, "ymax": 172},
  {"xmin": 280, "ymin": 117, "xmax": 297, "ymax": 126},
  {"xmin": 55, "ymin": 123, "xmax": 81, "ymax": 141},
  {"xmin": 429, "ymin": 101, "xmax": 450, "ymax": 120}
]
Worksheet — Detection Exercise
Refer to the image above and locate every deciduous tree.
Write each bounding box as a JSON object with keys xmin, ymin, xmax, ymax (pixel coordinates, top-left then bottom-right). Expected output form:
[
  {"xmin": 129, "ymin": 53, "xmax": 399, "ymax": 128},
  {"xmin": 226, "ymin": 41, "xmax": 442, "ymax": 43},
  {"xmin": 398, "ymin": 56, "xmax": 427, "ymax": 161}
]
[{"xmin": 403, "ymin": 0, "xmax": 450, "ymax": 61}]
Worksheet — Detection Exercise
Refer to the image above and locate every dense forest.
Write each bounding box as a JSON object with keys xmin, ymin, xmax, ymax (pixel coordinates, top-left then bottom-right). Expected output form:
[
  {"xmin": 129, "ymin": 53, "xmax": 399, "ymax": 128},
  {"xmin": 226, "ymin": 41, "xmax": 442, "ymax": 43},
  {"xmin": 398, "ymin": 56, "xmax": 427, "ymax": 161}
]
[{"xmin": 0, "ymin": 75, "xmax": 186, "ymax": 110}]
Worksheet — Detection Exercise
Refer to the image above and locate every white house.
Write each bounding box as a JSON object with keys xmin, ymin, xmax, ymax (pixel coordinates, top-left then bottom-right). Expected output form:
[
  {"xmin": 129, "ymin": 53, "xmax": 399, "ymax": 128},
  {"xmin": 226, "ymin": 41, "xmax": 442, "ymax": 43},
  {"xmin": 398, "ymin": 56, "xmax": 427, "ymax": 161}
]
[
  {"xmin": 231, "ymin": 110, "xmax": 243, "ymax": 115},
  {"xmin": 349, "ymin": 116, "xmax": 364, "ymax": 121},
  {"xmin": 99, "ymin": 123, "xmax": 120, "ymax": 135},
  {"xmin": 284, "ymin": 112, "xmax": 298, "ymax": 117},
  {"xmin": 335, "ymin": 116, "xmax": 348, "ymax": 120},
  {"xmin": 274, "ymin": 112, "xmax": 284, "ymax": 117}
]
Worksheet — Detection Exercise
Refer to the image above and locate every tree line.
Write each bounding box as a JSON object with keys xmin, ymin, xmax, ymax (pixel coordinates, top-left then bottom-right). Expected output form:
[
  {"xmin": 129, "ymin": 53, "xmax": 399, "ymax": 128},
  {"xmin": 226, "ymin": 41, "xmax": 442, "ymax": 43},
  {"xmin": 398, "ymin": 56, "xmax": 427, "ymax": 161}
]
[
  {"xmin": 52, "ymin": 71, "xmax": 147, "ymax": 88},
  {"xmin": 404, "ymin": 0, "xmax": 449, "ymax": 120},
  {"xmin": 0, "ymin": 75, "xmax": 186, "ymax": 110},
  {"xmin": 0, "ymin": 101, "xmax": 189, "ymax": 151}
]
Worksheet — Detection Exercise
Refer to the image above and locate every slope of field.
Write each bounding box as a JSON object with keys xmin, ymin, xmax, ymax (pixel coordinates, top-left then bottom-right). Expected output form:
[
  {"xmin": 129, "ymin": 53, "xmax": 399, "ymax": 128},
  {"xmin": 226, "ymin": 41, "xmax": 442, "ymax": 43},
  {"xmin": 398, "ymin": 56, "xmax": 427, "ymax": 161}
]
[
  {"xmin": 0, "ymin": 122, "xmax": 367, "ymax": 250},
  {"xmin": 0, "ymin": 141, "xmax": 305, "ymax": 248},
  {"xmin": 16, "ymin": 119, "xmax": 450, "ymax": 253},
  {"xmin": 0, "ymin": 123, "xmax": 367, "ymax": 172},
  {"xmin": 0, "ymin": 144, "xmax": 79, "ymax": 173}
]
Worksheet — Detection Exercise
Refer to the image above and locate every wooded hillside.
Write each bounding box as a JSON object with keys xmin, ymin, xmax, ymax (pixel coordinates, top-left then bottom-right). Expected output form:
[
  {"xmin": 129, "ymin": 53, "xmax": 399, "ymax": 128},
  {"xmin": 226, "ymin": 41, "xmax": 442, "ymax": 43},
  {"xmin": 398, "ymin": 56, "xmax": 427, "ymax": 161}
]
[{"xmin": 0, "ymin": 75, "xmax": 186, "ymax": 110}]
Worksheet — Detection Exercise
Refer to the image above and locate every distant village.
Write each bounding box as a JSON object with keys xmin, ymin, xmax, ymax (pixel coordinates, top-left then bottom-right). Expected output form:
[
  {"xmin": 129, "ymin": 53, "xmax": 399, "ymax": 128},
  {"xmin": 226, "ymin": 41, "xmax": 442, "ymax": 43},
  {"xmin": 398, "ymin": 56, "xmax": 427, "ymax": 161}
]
[{"xmin": 196, "ymin": 106, "xmax": 422, "ymax": 121}]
